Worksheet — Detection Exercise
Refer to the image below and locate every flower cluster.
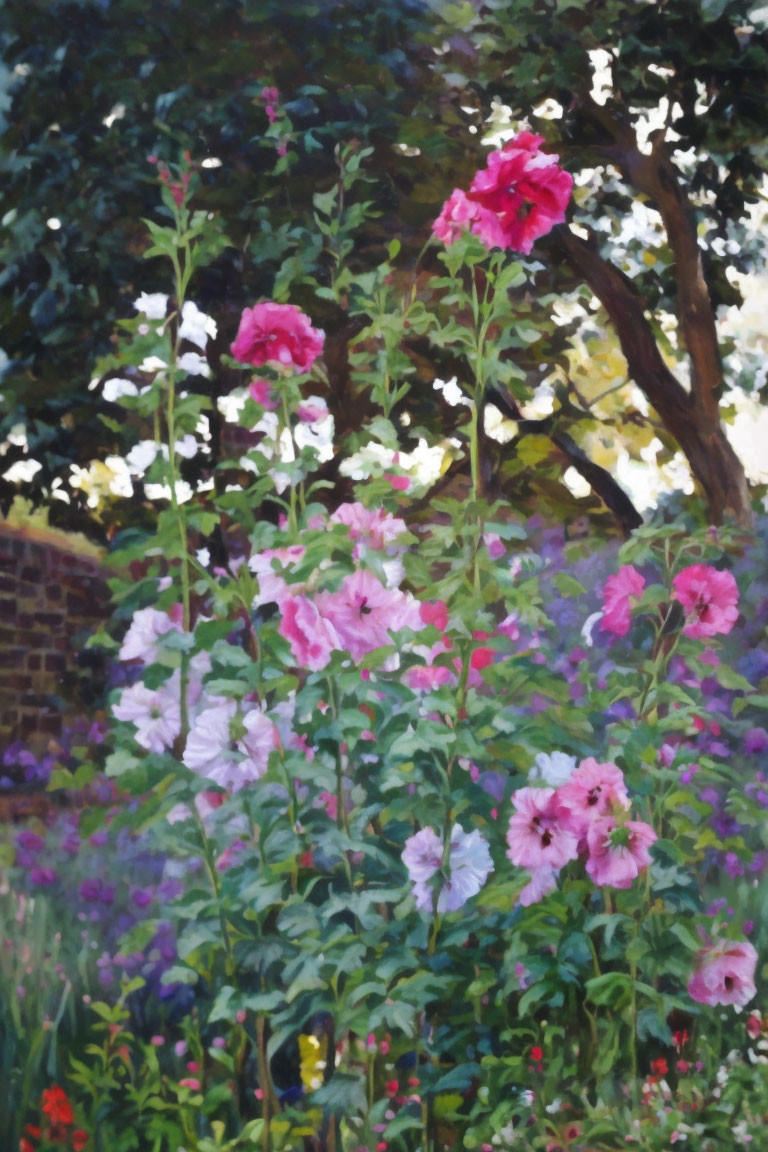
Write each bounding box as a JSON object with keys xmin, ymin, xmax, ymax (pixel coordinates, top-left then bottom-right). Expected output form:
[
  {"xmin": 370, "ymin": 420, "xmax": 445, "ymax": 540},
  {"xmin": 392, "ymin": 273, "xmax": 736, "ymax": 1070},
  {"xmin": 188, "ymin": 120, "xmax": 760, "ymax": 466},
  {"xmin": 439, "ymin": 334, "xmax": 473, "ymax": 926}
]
[
  {"xmin": 230, "ymin": 302, "xmax": 324, "ymax": 373},
  {"xmin": 507, "ymin": 758, "xmax": 656, "ymax": 899},
  {"xmin": 21, "ymin": 1086, "xmax": 88, "ymax": 1151},
  {"xmin": 433, "ymin": 131, "xmax": 573, "ymax": 253}
]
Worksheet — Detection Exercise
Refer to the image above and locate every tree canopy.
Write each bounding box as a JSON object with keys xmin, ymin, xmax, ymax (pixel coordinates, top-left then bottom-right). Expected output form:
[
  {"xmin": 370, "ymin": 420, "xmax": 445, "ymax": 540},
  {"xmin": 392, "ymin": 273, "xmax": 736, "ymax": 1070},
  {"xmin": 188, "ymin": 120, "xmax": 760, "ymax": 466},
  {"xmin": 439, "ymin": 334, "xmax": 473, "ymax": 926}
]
[{"xmin": 1, "ymin": 0, "xmax": 767, "ymax": 536}]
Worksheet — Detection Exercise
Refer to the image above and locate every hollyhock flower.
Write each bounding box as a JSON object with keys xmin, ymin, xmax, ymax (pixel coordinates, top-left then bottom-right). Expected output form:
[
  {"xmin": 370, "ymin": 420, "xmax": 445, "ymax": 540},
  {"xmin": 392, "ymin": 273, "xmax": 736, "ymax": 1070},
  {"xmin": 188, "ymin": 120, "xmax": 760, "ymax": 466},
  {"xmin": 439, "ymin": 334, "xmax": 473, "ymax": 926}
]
[
  {"xmin": 230, "ymin": 302, "xmax": 324, "ymax": 372},
  {"xmin": 599, "ymin": 565, "xmax": 645, "ymax": 637},
  {"xmin": 179, "ymin": 301, "xmax": 217, "ymax": 350},
  {"xmin": 15, "ymin": 830, "xmax": 45, "ymax": 853},
  {"xmin": 402, "ymin": 824, "xmax": 493, "ymax": 913},
  {"xmin": 112, "ymin": 678, "xmax": 182, "ymax": 754},
  {"xmin": 688, "ymin": 939, "xmax": 758, "ymax": 1008},
  {"xmin": 432, "ymin": 187, "xmax": 508, "ymax": 249},
  {"xmin": 529, "ymin": 751, "xmax": 577, "ymax": 788},
  {"xmin": 585, "ymin": 816, "xmax": 656, "ymax": 888},
  {"xmin": 518, "ymin": 867, "xmax": 559, "ymax": 907},
  {"xmin": 330, "ymin": 502, "xmax": 408, "ymax": 555},
  {"xmin": 316, "ymin": 569, "xmax": 423, "ymax": 663},
  {"xmin": 467, "ymin": 131, "xmax": 573, "ymax": 254},
  {"xmin": 249, "ymin": 378, "xmax": 278, "ymax": 410},
  {"xmin": 506, "ymin": 787, "xmax": 579, "ymax": 871},
  {"xmin": 183, "ymin": 701, "xmax": 278, "ymax": 792},
  {"xmin": 249, "ymin": 545, "xmax": 306, "ymax": 606},
  {"xmin": 673, "ymin": 564, "xmax": 739, "ymax": 639},
  {"xmin": 30, "ymin": 867, "xmax": 57, "ymax": 886},
  {"xmin": 279, "ymin": 594, "xmax": 340, "ymax": 671},
  {"xmin": 133, "ymin": 292, "xmax": 168, "ymax": 320},
  {"xmin": 119, "ymin": 606, "xmax": 180, "ymax": 663},
  {"xmin": 405, "ymin": 662, "xmax": 456, "ymax": 693},
  {"xmin": 298, "ymin": 396, "xmax": 330, "ymax": 424},
  {"xmin": 557, "ymin": 758, "xmax": 630, "ymax": 837},
  {"xmin": 419, "ymin": 600, "xmax": 449, "ymax": 632},
  {"xmin": 72, "ymin": 1131, "xmax": 90, "ymax": 1152},
  {"xmin": 498, "ymin": 613, "xmax": 520, "ymax": 641}
]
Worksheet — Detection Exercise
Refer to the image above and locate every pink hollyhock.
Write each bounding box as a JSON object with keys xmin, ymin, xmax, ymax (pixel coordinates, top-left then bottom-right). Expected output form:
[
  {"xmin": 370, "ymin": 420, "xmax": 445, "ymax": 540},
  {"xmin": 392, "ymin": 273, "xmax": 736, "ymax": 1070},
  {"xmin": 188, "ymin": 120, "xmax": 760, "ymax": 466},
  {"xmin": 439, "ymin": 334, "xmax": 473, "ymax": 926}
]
[
  {"xmin": 420, "ymin": 600, "xmax": 449, "ymax": 632},
  {"xmin": 248, "ymin": 378, "xmax": 278, "ymax": 410},
  {"xmin": 599, "ymin": 565, "xmax": 645, "ymax": 637},
  {"xmin": 278, "ymin": 594, "xmax": 340, "ymax": 671},
  {"xmin": 506, "ymin": 787, "xmax": 580, "ymax": 871},
  {"xmin": 518, "ymin": 867, "xmax": 559, "ymax": 907},
  {"xmin": 673, "ymin": 564, "xmax": 739, "ymax": 640},
  {"xmin": 230, "ymin": 302, "xmax": 324, "ymax": 372},
  {"xmin": 432, "ymin": 187, "xmax": 508, "ymax": 249},
  {"xmin": 316, "ymin": 569, "xmax": 423, "ymax": 663},
  {"xmin": 249, "ymin": 545, "xmax": 306, "ymax": 607},
  {"xmin": 330, "ymin": 502, "xmax": 408, "ymax": 555},
  {"xmin": 557, "ymin": 758, "xmax": 630, "ymax": 838},
  {"xmin": 405, "ymin": 662, "xmax": 456, "ymax": 693},
  {"xmin": 467, "ymin": 131, "xmax": 573, "ymax": 254},
  {"xmin": 688, "ymin": 939, "xmax": 758, "ymax": 1008},
  {"xmin": 585, "ymin": 816, "xmax": 657, "ymax": 888}
]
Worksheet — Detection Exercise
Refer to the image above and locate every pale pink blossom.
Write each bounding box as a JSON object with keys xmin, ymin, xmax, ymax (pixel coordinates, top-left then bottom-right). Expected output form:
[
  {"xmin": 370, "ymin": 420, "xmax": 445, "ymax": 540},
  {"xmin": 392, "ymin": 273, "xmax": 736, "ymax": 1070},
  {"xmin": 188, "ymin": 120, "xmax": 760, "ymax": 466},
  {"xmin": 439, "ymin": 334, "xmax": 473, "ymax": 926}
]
[
  {"xmin": 585, "ymin": 816, "xmax": 656, "ymax": 888},
  {"xmin": 249, "ymin": 545, "xmax": 306, "ymax": 607},
  {"xmin": 183, "ymin": 701, "xmax": 277, "ymax": 792},
  {"xmin": 432, "ymin": 188, "xmax": 508, "ymax": 249},
  {"xmin": 518, "ymin": 867, "xmax": 559, "ymax": 907},
  {"xmin": 330, "ymin": 502, "xmax": 408, "ymax": 555},
  {"xmin": 599, "ymin": 565, "xmax": 645, "ymax": 637},
  {"xmin": 230, "ymin": 302, "xmax": 324, "ymax": 372},
  {"xmin": 278, "ymin": 594, "xmax": 341, "ymax": 671},
  {"xmin": 112, "ymin": 677, "xmax": 181, "ymax": 754},
  {"xmin": 557, "ymin": 758, "xmax": 630, "ymax": 838},
  {"xmin": 119, "ymin": 607, "xmax": 180, "ymax": 663},
  {"xmin": 688, "ymin": 939, "xmax": 758, "ymax": 1008},
  {"xmin": 467, "ymin": 131, "xmax": 573, "ymax": 254},
  {"xmin": 316, "ymin": 569, "xmax": 422, "ymax": 663},
  {"xmin": 506, "ymin": 787, "xmax": 580, "ymax": 871},
  {"xmin": 403, "ymin": 824, "xmax": 493, "ymax": 913},
  {"xmin": 673, "ymin": 564, "xmax": 739, "ymax": 640}
]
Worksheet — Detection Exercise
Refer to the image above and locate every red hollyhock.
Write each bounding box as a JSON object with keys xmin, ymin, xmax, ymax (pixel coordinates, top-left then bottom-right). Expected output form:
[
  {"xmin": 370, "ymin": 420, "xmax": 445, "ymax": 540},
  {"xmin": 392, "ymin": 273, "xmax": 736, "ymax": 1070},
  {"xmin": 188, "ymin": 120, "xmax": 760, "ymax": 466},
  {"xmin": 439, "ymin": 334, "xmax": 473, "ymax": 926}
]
[
  {"xmin": 72, "ymin": 1131, "xmax": 90, "ymax": 1151},
  {"xmin": 41, "ymin": 1086, "xmax": 74, "ymax": 1127}
]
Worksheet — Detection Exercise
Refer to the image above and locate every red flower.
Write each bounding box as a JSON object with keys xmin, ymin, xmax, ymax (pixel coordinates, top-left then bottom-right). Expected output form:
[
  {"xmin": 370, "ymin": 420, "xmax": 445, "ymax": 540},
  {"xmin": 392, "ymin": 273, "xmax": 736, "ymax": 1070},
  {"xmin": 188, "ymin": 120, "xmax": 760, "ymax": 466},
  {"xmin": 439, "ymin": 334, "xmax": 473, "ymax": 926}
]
[
  {"xmin": 41, "ymin": 1086, "xmax": 74, "ymax": 1127},
  {"xmin": 72, "ymin": 1131, "xmax": 90, "ymax": 1152},
  {"xmin": 20, "ymin": 1140, "xmax": 36, "ymax": 1152},
  {"xmin": 530, "ymin": 1045, "xmax": 544, "ymax": 1062},
  {"xmin": 650, "ymin": 1057, "xmax": 668, "ymax": 1076}
]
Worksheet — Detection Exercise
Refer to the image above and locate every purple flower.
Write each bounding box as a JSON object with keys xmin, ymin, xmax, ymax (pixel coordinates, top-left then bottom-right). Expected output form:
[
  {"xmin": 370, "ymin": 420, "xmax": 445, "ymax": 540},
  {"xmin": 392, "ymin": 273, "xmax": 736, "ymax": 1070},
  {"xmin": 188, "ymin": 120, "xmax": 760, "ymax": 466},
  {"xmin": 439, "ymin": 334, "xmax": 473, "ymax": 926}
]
[
  {"xmin": 15, "ymin": 830, "xmax": 45, "ymax": 853},
  {"xmin": 745, "ymin": 728, "xmax": 768, "ymax": 755},
  {"xmin": 30, "ymin": 867, "xmax": 57, "ymax": 887}
]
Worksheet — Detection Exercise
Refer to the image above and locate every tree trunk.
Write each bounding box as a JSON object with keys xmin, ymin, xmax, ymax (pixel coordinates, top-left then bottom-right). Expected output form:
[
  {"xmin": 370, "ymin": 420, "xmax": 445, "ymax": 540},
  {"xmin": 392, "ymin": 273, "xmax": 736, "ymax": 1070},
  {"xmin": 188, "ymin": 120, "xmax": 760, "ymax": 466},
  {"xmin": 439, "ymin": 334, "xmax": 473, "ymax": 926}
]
[{"xmin": 555, "ymin": 227, "xmax": 752, "ymax": 525}]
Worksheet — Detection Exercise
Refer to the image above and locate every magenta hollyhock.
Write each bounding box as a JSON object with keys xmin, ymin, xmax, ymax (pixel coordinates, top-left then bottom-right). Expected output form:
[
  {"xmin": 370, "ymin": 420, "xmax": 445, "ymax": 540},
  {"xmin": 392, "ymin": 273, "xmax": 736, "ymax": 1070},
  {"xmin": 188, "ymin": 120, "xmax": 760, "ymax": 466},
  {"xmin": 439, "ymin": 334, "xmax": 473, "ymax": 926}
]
[
  {"xmin": 557, "ymin": 758, "xmax": 630, "ymax": 838},
  {"xmin": 278, "ymin": 593, "xmax": 340, "ymax": 672},
  {"xmin": 230, "ymin": 302, "xmax": 324, "ymax": 372},
  {"xmin": 506, "ymin": 787, "xmax": 580, "ymax": 871},
  {"xmin": 467, "ymin": 131, "xmax": 573, "ymax": 254},
  {"xmin": 688, "ymin": 939, "xmax": 758, "ymax": 1008},
  {"xmin": 673, "ymin": 564, "xmax": 739, "ymax": 640},
  {"xmin": 599, "ymin": 565, "xmax": 645, "ymax": 637},
  {"xmin": 432, "ymin": 187, "xmax": 508, "ymax": 249},
  {"xmin": 585, "ymin": 816, "xmax": 657, "ymax": 888},
  {"xmin": 248, "ymin": 379, "xmax": 278, "ymax": 410}
]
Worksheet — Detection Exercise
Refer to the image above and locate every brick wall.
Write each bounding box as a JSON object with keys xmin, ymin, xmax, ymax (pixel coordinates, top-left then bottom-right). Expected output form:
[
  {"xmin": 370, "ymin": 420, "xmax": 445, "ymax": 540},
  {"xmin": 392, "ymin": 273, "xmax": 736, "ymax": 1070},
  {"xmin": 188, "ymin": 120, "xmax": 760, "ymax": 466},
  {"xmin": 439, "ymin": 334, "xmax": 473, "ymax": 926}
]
[{"xmin": 0, "ymin": 523, "xmax": 111, "ymax": 747}]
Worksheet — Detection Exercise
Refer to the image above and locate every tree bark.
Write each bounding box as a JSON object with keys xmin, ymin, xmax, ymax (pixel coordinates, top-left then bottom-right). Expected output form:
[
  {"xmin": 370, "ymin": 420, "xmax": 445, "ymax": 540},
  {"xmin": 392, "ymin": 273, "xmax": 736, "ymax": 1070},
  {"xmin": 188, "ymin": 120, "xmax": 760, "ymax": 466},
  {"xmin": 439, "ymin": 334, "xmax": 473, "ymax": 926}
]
[{"xmin": 554, "ymin": 226, "xmax": 752, "ymax": 525}]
